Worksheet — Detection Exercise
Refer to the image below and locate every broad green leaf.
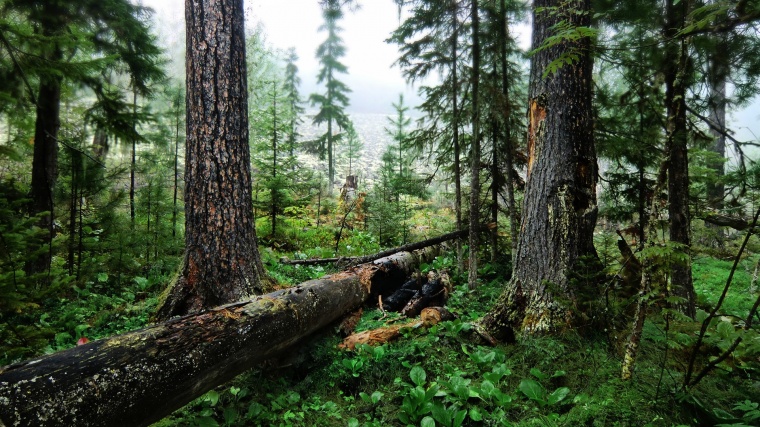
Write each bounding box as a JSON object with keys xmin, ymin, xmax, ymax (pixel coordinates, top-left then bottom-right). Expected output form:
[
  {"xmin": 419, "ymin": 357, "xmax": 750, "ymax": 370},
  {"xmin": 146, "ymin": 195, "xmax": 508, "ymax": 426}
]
[
  {"xmin": 222, "ymin": 407, "xmax": 238, "ymax": 424},
  {"xmin": 519, "ymin": 379, "xmax": 546, "ymax": 404},
  {"xmin": 469, "ymin": 405, "xmax": 483, "ymax": 421},
  {"xmin": 97, "ymin": 272, "xmax": 108, "ymax": 282},
  {"xmin": 480, "ymin": 380, "xmax": 495, "ymax": 396},
  {"xmin": 410, "ymin": 365, "xmax": 426, "ymax": 386},
  {"xmin": 454, "ymin": 409, "xmax": 467, "ymax": 427},
  {"xmin": 717, "ymin": 320, "xmax": 734, "ymax": 339},
  {"xmin": 548, "ymin": 387, "xmax": 570, "ymax": 405},
  {"xmin": 205, "ymin": 390, "xmax": 220, "ymax": 406},
  {"xmin": 530, "ymin": 368, "xmax": 549, "ymax": 381},
  {"xmin": 195, "ymin": 416, "xmax": 219, "ymax": 427},
  {"xmin": 421, "ymin": 415, "xmax": 436, "ymax": 427},
  {"xmin": 431, "ymin": 403, "xmax": 449, "ymax": 424}
]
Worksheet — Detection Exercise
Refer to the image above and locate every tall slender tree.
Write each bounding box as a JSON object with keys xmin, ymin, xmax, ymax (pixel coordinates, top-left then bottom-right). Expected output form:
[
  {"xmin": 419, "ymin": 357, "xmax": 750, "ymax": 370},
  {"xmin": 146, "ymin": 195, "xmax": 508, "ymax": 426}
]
[
  {"xmin": 156, "ymin": 0, "xmax": 268, "ymax": 319},
  {"xmin": 468, "ymin": 0, "xmax": 483, "ymax": 289},
  {"xmin": 482, "ymin": 0, "xmax": 599, "ymax": 339},
  {"xmin": 389, "ymin": 0, "xmax": 468, "ymax": 268},
  {"xmin": 664, "ymin": 0, "xmax": 696, "ymax": 318},
  {"xmin": 283, "ymin": 48, "xmax": 304, "ymax": 161},
  {"xmin": 385, "ymin": 94, "xmax": 412, "ymax": 204},
  {"xmin": 310, "ymin": 0, "xmax": 351, "ymax": 192}
]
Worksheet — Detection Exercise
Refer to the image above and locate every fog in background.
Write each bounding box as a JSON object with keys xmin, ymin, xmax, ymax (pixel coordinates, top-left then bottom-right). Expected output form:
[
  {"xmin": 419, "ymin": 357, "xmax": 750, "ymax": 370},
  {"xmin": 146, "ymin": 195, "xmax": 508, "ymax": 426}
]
[{"xmin": 141, "ymin": 0, "xmax": 758, "ymax": 146}]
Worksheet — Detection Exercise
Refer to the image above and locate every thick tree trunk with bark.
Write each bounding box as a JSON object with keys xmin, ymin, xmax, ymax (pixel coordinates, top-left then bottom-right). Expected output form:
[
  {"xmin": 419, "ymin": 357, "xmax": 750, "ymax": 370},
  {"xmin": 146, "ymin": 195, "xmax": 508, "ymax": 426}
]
[
  {"xmin": 482, "ymin": 0, "xmax": 599, "ymax": 340},
  {"xmin": 665, "ymin": 0, "xmax": 696, "ymax": 319},
  {"xmin": 26, "ymin": 42, "xmax": 63, "ymax": 281},
  {"xmin": 0, "ymin": 247, "xmax": 442, "ymax": 427},
  {"xmin": 156, "ymin": 0, "xmax": 267, "ymax": 319}
]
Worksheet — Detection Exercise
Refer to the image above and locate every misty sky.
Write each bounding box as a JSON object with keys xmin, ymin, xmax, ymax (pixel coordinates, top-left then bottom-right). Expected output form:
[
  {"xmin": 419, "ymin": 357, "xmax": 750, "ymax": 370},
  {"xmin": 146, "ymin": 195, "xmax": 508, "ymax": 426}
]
[
  {"xmin": 141, "ymin": 0, "xmax": 757, "ymax": 142},
  {"xmin": 143, "ymin": 0, "xmax": 423, "ymax": 114}
]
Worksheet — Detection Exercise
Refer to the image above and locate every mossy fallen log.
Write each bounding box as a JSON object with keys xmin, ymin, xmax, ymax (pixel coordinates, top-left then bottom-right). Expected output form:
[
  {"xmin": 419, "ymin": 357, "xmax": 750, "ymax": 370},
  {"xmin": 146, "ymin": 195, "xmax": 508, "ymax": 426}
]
[{"xmin": 0, "ymin": 246, "xmax": 443, "ymax": 427}]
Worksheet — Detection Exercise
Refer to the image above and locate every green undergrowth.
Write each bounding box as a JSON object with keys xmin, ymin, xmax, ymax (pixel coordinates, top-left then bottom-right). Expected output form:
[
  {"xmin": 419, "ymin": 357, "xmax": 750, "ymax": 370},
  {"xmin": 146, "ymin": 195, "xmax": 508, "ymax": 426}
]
[
  {"xmin": 154, "ymin": 261, "xmax": 759, "ymax": 427},
  {"xmin": 692, "ymin": 255, "xmax": 758, "ymax": 317}
]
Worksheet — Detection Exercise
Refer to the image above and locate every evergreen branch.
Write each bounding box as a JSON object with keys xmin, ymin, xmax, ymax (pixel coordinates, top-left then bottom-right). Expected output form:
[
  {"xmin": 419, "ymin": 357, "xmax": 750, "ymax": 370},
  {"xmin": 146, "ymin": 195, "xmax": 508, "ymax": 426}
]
[
  {"xmin": 0, "ymin": 27, "xmax": 106, "ymax": 169},
  {"xmin": 0, "ymin": 26, "xmax": 38, "ymax": 106},
  {"xmin": 685, "ymin": 105, "xmax": 747, "ymax": 148}
]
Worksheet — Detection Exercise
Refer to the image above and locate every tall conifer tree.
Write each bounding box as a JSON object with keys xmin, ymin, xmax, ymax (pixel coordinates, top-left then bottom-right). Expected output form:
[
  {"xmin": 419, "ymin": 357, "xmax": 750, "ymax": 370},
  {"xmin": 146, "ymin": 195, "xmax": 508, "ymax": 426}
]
[{"xmin": 310, "ymin": 0, "xmax": 351, "ymax": 192}]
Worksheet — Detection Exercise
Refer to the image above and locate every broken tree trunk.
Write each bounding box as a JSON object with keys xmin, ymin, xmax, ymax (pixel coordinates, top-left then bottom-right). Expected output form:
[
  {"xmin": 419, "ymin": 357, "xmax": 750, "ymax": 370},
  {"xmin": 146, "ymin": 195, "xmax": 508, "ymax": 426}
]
[
  {"xmin": 281, "ymin": 228, "xmax": 470, "ymax": 267},
  {"xmin": 0, "ymin": 246, "xmax": 443, "ymax": 427}
]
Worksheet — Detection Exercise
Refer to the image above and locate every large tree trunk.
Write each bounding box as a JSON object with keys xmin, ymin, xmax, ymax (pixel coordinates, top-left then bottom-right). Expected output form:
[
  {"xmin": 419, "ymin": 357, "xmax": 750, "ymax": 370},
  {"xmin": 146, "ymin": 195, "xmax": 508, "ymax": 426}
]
[
  {"xmin": 0, "ymin": 247, "xmax": 441, "ymax": 427},
  {"xmin": 156, "ymin": 0, "xmax": 267, "ymax": 319},
  {"xmin": 26, "ymin": 32, "xmax": 63, "ymax": 281},
  {"xmin": 481, "ymin": 0, "xmax": 599, "ymax": 340},
  {"xmin": 665, "ymin": 0, "xmax": 696, "ymax": 319}
]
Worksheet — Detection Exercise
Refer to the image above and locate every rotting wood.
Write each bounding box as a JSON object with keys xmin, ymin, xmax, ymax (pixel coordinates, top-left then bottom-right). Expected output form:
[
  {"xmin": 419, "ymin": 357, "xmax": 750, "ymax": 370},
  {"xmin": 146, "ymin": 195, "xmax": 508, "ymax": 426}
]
[
  {"xmin": 0, "ymin": 246, "xmax": 443, "ymax": 427},
  {"xmin": 280, "ymin": 228, "xmax": 470, "ymax": 267},
  {"xmin": 338, "ymin": 307, "xmax": 456, "ymax": 350}
]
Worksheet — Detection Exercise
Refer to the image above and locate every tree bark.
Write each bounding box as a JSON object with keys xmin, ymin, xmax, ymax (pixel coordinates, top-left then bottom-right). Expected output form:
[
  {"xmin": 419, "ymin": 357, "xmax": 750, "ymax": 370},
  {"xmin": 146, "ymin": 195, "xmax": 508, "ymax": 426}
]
[
  {"xmin": 468, "ymin": 0, "xmax": 482, "ymax": 289},
  {"xmin": 26, "ymin": 40, "xmax": 62, "ymax": 282},
  {"xmin": 499, "ymin": 0, "xmax": 519, "ymax": 266},
  {"xmin": 0, "ymin": 247, "xmax": 441, "ymax": 427},
  {"xmin": 156, "ymin": 0, "xmax": 268, "ymax": 320},
  {"xmin": 665, "ymin": 0, "xmax": 696, "ymax": 319},
  {"xmin": 705, "ymin": 35, "xmax": 728, "ymax": 245},
  {"xmin": 451, "ymin": 0, "xmax": 464, "ymax": 274},
  {"xmin": 481, "ymin": 0, "xmax": 599, "ymax": 340}
]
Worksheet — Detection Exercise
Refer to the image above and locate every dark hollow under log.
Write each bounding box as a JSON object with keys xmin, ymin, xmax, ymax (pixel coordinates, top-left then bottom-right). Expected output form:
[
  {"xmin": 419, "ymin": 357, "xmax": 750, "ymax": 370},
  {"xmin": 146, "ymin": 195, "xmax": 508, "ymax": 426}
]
[{"xmin": 0, "ymin": 246, "xmax": 442, "ymax": 427}]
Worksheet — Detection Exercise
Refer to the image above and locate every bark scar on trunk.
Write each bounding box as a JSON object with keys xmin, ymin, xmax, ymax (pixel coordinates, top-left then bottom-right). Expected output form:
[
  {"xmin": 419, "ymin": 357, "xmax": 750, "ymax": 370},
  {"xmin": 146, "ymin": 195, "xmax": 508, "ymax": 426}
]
[{"xmin": 527, "ymin": 97, "xmax": 547, "ymax": 178}]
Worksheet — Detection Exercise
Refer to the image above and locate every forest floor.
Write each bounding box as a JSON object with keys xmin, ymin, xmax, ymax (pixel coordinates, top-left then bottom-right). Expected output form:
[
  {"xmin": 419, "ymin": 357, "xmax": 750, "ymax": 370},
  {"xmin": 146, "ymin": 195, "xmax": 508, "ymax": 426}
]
[{"xmin": 148, "ymin": 251, "xmax": 759, "ymax": 427}]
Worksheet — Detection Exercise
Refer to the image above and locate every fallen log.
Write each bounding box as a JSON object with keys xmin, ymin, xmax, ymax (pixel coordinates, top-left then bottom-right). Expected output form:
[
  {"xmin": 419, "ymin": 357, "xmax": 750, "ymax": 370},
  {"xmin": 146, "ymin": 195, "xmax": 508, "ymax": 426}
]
[
  {"xmin": 698, "ymin": 210, "xmax": 752, "ymax": 231},
  {"xmin": 281, "ymin": 228, "xmax": 469, "ymax": 267},
  {"xmin": 0, "ymin": 246, "xmax": 443, "ymax": 427}
]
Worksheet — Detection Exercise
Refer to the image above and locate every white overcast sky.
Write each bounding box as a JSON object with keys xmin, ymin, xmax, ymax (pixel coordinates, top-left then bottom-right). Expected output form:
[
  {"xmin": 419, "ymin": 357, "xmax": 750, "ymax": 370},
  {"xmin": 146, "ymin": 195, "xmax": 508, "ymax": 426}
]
[
  {"xmin": 141, "ymin": 0, "xmax": 757, "ymax": 142},
  {"xmin": 142, "ymin": 0, "xmax": 425, "ymax": 114}
]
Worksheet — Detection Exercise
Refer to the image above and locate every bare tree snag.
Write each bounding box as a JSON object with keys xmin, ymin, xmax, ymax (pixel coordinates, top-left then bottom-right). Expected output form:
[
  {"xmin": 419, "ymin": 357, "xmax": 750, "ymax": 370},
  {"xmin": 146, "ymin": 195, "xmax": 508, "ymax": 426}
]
[{"xmin": 0, "ymin": 247, "xmax": 442, "ymax": 427}]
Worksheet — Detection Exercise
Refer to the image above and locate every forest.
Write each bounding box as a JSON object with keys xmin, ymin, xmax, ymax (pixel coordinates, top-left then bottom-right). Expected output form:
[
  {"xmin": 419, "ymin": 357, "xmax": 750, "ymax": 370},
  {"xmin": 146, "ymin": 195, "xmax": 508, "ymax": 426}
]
[{"xmin": 1, "ymin": 0, "xmax": 760, "ymax": 425}]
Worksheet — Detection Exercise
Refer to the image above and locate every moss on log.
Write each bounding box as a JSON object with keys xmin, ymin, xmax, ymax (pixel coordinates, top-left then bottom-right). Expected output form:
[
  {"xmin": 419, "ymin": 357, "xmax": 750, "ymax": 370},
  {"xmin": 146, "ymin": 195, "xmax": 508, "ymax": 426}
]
[{"xmin": 0, "ymin": 246, "xmax": 441, "ymax": 427}]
